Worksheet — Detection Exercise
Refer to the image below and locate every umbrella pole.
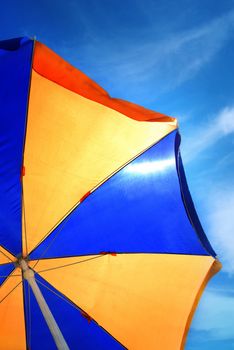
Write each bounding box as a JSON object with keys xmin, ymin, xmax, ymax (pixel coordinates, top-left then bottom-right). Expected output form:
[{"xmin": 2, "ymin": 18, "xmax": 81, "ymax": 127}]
[{"xmin": 20, "ymin": 259, "xmax": 69, "ymax": 350}]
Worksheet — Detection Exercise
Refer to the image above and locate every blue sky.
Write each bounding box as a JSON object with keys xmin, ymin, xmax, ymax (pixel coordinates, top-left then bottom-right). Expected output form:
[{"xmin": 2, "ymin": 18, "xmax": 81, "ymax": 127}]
[{"xmin": 1, "ymin": 0, "xmax": 234, "ymax": 348}]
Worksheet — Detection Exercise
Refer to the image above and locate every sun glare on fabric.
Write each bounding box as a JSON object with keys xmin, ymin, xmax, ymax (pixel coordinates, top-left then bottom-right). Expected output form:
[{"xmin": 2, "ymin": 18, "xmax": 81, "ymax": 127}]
[{"xmin": 126, "ymin": 158, "xmax": 175, "ymax": 174}]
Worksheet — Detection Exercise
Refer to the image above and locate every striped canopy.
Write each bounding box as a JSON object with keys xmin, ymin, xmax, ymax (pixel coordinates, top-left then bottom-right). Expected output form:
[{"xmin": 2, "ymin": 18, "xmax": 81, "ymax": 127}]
[{"xmin": 0, "ymin": 37, "xmax": 221, "ymax": 350}]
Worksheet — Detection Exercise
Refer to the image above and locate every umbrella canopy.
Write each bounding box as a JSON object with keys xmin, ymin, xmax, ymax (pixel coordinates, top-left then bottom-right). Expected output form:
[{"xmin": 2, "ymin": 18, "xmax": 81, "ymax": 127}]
[{"xmin": 0, "ymin": 37, "xmax": 221, "ymax": 350}]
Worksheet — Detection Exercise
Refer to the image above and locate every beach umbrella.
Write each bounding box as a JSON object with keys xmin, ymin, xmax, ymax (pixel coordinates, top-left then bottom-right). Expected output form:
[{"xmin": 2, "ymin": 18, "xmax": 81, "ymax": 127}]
[{"xmin": 0, "ymin": 37, "xmax": 221, "ymax": 350}]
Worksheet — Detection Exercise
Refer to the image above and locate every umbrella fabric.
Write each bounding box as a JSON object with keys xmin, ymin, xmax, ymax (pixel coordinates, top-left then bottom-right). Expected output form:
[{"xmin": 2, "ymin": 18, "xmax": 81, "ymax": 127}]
[{"xmin": 0, "ymin": 37, "xmax": 221, "ymax": 350}]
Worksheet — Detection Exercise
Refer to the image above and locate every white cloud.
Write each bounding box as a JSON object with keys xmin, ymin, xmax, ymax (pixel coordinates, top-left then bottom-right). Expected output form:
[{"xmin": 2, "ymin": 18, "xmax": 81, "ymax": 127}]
[
  {"xmin": 207, "ymin": 188, "xmax": 234, "ymax": 274},
  {"xmin": 191, "ymin": 290, "xmax": 234, "ymax": 340},
  {"xmin": 48, "ymin": 8, "xmax": 234, "ymax": 104},
  {"xmin": 216, "ymin": 106, "xmax": 234, "ymax": 134},
  {"xmin": 69, "ymin": 9, "xmax": 234, "ymax": 101},
  {"xmin": 181, "ymin": 106, "xmax": 234, "ymax": 163},
  {"xmin": 180, "ymin": 106, "xmax": 234, "ymax": 277}
]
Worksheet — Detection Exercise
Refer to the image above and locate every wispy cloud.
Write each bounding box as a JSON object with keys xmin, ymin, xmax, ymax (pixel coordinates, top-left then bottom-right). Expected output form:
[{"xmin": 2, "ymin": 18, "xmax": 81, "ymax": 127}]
[
  {"xmin": 190, "ymin": 290, "xmax": 234, "ymax": 340},
  {"xmin": 181, "ymin": 106, "xmax": 234, "ymax": 272},
  {"xmin": 207, "ymin": 188, "xmax": 234, "ymax": 274},
  {"xmin": 67, "ymin": 9, "xmax": 234, "ymax": 102},
  {"xmin": 182, "ymin": 106, "xmax": 234, "ymax": 163}
]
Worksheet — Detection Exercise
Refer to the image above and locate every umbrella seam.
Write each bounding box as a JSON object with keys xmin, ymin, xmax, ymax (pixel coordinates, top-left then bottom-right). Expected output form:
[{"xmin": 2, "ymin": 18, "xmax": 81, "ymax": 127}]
[
  {"xmin": 21, "ymin": 37, "xmax": 36, "ymax": 258},
  {"xmin": 0, "ymin": 249, "xmax": 15, "ymax": 263},
  {"xmin": 33, "ymin": 252, "xmax": 215, "ymax": 274},
  {"xmin": 28, "ymin": 128, "xmax": 177, "ymax": 262},
  {"xmin": 35, "ymin": 276, "xmax": 127, "ymax": 349},
  {"xmin": 0, "ymin": 280, "xmax": 22, "ymax": 304}
]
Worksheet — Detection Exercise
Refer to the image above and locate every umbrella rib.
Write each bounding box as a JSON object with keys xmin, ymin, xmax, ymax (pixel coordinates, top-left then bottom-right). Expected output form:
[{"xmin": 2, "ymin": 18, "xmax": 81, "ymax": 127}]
[
  {"xmin": 36, "ymin": 254, "xmax": 105, "ymax": 273},
  {"xmin": 31, "ymin": 214, "xmax": 74, "ymax": 270},
  {"xmin": 35, "ymin": 278, "xmax": 80, "ymax": 310},
  {"xmin": 28, "ymin": 130, "xmax": 176, "ymax": 259},
  {"xmin": 0, "ymin": 249, "xmax": 14, "ymax": 263},
  {"xmin": 0, "ymin": 281, "xmax": 22, "ymax": 304},
  {"xmin": 35, "ymin": 277, "xmax": 127, "ymax": 349},
  {"xmin": 0, "ymin": 267, "xmax": 20, "ymax": 288},
  {"xmin": 22, "ymin": 187, "xmax": 28, "ymax": 256},
  {"xmin": 0, "ymin": 274, "xmax": 21, "ymax": 277},
  {"xmin": 20, "ymin": 38, "xmax": 36, "ymax": 258}
]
